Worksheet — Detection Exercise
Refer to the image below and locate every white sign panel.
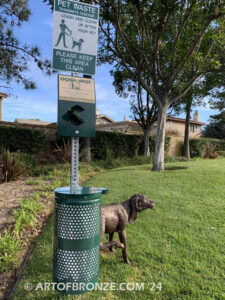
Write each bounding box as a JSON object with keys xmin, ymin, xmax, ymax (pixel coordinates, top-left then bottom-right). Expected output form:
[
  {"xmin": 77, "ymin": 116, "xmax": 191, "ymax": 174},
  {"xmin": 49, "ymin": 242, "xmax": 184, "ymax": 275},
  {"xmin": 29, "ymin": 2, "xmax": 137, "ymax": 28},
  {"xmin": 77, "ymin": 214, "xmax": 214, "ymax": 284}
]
[
  {"xmin": 53, "ymin": 0, "xmax": 99, "ymax": 75},
  {"xmin": 58, "ymin": 75, "xmax": 96, "ymax": 103}
]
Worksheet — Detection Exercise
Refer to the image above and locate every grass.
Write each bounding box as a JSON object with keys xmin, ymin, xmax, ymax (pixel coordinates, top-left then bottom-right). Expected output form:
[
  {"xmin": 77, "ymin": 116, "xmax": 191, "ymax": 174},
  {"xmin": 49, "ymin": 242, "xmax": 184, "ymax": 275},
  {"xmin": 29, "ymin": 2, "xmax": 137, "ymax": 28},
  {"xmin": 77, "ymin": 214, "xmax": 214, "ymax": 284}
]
[
  {"xmin": 13, "ymin": 196, "xmax": 42, "ymax": 236},
  {"xmin": 12, "ymin": 159, "xmax": 225, "ymax": 299},
  {"xmin": 0, "ymin": 193, "xmax": 43, "ymax": 273}
]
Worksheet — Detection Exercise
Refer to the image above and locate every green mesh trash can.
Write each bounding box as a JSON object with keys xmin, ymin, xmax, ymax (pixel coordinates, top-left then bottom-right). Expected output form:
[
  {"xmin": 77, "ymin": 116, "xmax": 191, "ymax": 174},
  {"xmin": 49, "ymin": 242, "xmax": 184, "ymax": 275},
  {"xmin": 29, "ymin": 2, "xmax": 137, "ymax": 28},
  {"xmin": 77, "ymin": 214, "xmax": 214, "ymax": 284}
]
[{"xmin": 53, "ymin": 186, "xmax": 107, "ymax": 295}]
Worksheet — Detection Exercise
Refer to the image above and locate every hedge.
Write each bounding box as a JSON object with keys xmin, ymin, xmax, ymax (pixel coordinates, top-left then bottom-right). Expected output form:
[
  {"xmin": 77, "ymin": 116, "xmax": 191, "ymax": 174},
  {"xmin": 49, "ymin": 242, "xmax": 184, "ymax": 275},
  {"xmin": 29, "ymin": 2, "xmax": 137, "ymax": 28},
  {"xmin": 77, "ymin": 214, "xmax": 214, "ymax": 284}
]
[
  {"xmin": 91, "ymin": 131, "xmax": 170, "ymax": 160},
  {"xmin": 0, "ymin": 126, "xmax": 48, "ymax": 154},
  {"xmin": 91, "ymin": 131, "xmax": 141, "ymax": 159},
  {"xmin": 0, "ymin": 126, "xmax": 171, "ymax": 159},
  {"xmin": 189, "ymin": 138, "xmax": 225, "ymax": 158}
]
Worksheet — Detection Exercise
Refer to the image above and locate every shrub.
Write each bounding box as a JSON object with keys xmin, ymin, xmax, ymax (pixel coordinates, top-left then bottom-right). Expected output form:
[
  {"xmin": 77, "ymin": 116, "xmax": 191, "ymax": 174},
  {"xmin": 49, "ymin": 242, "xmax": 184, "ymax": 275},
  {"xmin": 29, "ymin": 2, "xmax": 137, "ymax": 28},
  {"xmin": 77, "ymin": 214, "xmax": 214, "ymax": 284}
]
[
  {"xmin": 217, "ymin": 150, "xmax": 225, "ymax": 157},
  {"xmin": 0, "ymin": 126, "xmax": 48, "ymax": 154},
  {"xmin": 149, "ymin": 135, "xmax": 170, "ymax": 155},
  {"xmin": 0, "ymin": 147, "xmax": 25, "ymax": 182},
  {"xmin": 189, "ymin": 138, "xmax": 225, "ymax": 158},
  {"xmin": 91, "ymin": 131, "xmax": 141, "ymax": 160},
  {"xmin": 203, "ymin": 146, "xmax": 219, "ymax": 159},
  {"xmin": 54, "ymin": 139, "xmax": 71, "ymax": 163},
  {"xmin": 91, "ymin": 131, "xmax": 170, "ymax": 160}
]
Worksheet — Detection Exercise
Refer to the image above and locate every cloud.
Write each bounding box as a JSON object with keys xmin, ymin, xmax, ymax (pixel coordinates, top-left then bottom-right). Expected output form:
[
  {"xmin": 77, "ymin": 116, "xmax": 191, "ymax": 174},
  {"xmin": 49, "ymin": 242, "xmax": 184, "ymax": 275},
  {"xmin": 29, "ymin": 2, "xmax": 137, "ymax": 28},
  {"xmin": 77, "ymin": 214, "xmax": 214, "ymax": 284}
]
[
  {"xmin": 3, "ymin": 92, "xmax": 57, "ymax": 122},
  {"xmin": 95, "ymin": 83, "xmax": 131, "ymax": 121},
  {"xmin": 44, "ymin": 19, "xmax": 53, "ymax": 28}
]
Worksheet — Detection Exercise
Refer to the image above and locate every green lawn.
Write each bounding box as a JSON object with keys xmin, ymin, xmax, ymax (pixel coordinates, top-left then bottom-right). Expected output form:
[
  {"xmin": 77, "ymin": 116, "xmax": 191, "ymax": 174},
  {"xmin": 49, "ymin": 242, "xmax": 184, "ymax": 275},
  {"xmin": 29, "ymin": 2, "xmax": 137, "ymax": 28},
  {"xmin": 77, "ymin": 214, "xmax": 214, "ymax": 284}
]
[{"xmin": 13, "ymin": 159, "xmax": 225, "ymax": 299}]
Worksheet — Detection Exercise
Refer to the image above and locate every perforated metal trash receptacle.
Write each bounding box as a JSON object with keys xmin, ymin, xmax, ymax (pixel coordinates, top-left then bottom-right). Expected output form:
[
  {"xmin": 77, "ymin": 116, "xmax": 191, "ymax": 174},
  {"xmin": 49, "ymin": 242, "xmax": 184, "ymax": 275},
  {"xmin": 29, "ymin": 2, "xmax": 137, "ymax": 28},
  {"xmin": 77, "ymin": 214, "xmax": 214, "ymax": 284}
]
[{"xmin": 53, "ymin": 186, "xmax": 107, "ymax": 295}]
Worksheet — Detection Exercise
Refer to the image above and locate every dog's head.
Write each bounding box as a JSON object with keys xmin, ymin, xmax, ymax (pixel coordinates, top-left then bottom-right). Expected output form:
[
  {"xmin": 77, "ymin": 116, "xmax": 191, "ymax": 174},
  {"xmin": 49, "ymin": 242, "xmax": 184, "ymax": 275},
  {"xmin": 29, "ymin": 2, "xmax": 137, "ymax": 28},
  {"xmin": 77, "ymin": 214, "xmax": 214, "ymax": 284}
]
[
  {"xmin": 128, "ymin": 194, "xmax": 155, "ymax": 224},
  {"xmin": 79, "ymin": 39, "xmax": 84, "ymax": 43}
]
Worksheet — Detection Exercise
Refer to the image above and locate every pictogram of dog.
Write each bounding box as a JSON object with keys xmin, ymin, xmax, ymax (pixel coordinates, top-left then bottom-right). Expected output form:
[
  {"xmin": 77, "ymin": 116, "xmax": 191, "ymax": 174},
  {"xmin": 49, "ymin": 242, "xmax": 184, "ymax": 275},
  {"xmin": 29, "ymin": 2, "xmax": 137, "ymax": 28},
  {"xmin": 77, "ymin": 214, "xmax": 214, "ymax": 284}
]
[{"xmin": 71, "ymin": 38, "xmax": 84, "ymax": 51}]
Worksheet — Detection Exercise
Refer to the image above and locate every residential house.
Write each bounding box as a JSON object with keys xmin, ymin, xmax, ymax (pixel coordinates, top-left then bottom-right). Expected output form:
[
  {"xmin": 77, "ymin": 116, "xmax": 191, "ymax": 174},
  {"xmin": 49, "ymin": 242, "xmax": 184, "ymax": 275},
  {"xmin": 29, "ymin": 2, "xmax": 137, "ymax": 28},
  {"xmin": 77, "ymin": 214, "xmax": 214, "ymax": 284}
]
[{"xmin": 96, "ymin": 110, "xmax": 205, "ymax": 157}]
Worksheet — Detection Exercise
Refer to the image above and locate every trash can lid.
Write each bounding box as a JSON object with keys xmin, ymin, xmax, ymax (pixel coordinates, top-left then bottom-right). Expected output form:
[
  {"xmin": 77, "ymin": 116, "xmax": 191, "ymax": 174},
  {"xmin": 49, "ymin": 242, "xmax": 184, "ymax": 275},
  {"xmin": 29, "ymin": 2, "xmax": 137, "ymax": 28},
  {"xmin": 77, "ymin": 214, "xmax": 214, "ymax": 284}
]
[{"xmin": 55, "ymin": 186, "xmax": 108, "ymax": 198}]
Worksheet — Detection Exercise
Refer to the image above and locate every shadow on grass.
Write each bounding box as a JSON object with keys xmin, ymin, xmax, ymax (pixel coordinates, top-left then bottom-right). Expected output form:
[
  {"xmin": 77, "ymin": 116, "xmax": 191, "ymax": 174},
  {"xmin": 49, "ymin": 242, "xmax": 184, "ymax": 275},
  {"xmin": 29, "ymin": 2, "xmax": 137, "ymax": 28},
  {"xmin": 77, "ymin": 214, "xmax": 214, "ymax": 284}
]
[
  {"xmin": 105, "ymin": 165, "xmax": 188, "ymax": 172},
  {"xmin": 165, "ymin": 166, "xmax": 188, "ymax": 171},
  {"xmin": 105, "ymin": 165, "xmax": 151, "ymax": 173}
]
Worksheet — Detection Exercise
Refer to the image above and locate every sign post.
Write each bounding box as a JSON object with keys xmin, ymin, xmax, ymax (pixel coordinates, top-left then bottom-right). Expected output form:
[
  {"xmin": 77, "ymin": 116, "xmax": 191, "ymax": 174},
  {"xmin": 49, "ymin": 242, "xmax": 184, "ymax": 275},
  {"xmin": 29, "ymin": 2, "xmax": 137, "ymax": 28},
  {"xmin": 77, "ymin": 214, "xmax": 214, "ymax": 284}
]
[
  {"xmin": 57, "ymin": 74, "xmax": 96, "ymax": 191},
  {"xmin": 70, "ymin": 136, "xmax": 79, "ymax": 191},
  {"xmin": 52, "ymin": 2, "xmax": 106, "ymax": 295}
]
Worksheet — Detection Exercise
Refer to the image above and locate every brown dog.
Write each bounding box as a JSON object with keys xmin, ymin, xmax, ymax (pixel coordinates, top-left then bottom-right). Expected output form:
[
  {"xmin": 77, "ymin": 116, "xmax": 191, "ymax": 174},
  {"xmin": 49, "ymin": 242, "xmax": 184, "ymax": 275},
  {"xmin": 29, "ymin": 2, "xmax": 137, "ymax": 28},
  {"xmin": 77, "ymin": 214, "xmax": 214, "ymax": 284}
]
[{"xmin": 100, "ymin": 194, "xmax": 155, "ymax": 264}]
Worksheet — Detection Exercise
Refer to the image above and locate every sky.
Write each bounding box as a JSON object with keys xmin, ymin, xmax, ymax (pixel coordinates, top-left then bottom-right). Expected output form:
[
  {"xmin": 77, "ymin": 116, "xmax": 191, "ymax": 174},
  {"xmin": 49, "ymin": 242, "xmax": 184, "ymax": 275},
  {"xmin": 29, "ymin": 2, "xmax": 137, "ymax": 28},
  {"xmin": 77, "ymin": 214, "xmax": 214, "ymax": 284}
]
[{"xmin": 2, "ymin": 0, "xmax": 218, "ymax": 124}]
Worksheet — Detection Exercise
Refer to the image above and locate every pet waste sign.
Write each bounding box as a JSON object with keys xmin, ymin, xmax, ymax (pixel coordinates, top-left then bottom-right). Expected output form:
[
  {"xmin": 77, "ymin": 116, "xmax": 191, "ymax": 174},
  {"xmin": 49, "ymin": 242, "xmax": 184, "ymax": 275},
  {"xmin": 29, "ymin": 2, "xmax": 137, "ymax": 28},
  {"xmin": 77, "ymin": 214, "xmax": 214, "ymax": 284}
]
[
  {"xmin": 57, "ymin": 75, "xmax": 96, "ymax": 137},
  {"xmin": 52, "ymin": 0, "xmax": 99, "ymax": 75}
]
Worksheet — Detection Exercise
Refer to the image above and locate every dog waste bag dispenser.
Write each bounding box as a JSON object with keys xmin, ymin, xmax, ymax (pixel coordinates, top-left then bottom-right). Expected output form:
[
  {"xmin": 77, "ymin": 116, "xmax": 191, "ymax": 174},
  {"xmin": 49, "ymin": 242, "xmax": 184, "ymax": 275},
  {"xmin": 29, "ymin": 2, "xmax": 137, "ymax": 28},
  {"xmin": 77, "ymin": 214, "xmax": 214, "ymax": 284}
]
[
  {"xmin": 53, "ymin": 187, "xmax": 108, "ymax": 295},
  {"xmin": 57, "ymin": 75, "xmax": 96, "ymax": 138}
]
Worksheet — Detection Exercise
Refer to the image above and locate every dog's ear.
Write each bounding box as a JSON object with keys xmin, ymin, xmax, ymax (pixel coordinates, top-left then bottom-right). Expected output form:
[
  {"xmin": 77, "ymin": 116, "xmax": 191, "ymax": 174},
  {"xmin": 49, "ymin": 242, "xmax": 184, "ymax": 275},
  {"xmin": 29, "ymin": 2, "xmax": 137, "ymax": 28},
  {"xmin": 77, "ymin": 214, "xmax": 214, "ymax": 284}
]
[{"xmin": 128, "ymin": 194, "xmax": 139, "ymax": 224}]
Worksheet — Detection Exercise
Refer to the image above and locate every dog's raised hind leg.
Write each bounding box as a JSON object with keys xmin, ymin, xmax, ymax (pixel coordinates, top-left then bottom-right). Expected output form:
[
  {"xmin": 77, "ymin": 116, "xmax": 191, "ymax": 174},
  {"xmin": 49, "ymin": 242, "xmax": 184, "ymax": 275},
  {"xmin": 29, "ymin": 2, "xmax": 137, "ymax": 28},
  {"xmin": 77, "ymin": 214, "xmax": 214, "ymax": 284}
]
[{"xmin": 100, "ymin": 241, "xmax": 124, "ymax": 251}]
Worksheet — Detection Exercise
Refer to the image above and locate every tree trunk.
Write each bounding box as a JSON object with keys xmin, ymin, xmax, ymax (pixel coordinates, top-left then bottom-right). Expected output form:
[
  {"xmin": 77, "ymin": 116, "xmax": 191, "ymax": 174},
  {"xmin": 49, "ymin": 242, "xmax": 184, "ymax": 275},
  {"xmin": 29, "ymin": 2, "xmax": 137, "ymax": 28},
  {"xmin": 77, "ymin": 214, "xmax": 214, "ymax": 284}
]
[
  {"xmin": 152, "ymin": 107, "xmax": 167, "ymax": 171},
  {"xmin": 143, "ymin": 128, "xmax": 150, "ymax": 157},
  {"xmin": 81, "ymin": 137, "xmax": 91, "ymax": 162},
  {"xmin": 183, "ymin": 99, "xmax": 192, "ymax": 159}
]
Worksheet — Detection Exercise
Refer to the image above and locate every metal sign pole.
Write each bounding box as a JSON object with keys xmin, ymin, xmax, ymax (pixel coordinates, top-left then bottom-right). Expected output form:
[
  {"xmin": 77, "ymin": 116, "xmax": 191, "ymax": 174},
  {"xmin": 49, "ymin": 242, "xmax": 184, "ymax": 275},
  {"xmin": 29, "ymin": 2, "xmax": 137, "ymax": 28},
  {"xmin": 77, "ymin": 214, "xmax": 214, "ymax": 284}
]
[
  {"xmin": 70, "ymin": 72, "xmax": 79, "ymax": 192},
  {"xmin": 70, "ymin": 136, "xmax": 79, "ymax": 192}
]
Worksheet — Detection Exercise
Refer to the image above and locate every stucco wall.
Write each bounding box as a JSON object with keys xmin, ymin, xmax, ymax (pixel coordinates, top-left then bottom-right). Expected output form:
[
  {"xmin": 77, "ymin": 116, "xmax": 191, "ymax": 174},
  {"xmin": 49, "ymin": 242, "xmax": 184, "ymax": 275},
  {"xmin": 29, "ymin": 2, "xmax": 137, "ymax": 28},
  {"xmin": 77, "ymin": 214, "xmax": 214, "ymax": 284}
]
[
  {"xmin": 166, "ymin": 120, "xmax": 202, "ymax": 137},
  {"xmin": 168, "ymin": 136, "xmax": 184, "ymax": 157}
]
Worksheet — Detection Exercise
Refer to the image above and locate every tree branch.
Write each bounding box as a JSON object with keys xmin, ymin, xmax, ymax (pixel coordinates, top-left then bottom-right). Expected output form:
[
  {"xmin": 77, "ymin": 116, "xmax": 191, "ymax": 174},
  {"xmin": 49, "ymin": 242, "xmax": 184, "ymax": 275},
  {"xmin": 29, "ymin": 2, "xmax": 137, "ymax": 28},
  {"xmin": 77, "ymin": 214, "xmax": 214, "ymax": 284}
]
[
  {"xmin": 171, "ymin": 73, "xmax": 203, "ymax": 104},
  {"xmin": 0, "ymin": 42, "xmax": 51, "ymax": 70},
  {"xmin": 170, "ymin": 0, "xmax": 196, "ymax": 74},
  {"xmin": 0, "ymin": 3, "xmax": 21, "ymax": 19}
]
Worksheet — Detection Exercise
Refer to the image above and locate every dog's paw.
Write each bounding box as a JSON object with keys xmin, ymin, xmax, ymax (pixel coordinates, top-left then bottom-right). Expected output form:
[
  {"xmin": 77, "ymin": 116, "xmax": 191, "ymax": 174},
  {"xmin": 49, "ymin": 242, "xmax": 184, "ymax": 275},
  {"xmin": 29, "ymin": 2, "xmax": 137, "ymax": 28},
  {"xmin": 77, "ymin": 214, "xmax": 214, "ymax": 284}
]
[
  {"xmin": 114, "ymin": 241, "xmax": 124, "ymax": 249},
  {"xmin": 125, "ymin": 259, "xmax": 132, "ymax": 265}
]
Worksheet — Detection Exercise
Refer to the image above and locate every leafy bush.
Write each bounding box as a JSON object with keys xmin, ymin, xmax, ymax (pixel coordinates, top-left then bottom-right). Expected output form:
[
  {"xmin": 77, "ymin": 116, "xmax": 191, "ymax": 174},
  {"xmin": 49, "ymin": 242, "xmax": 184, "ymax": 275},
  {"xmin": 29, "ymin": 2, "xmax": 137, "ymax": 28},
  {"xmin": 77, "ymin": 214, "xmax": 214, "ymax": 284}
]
[
  {"xmin": 20, "ymin": 153, "xmax": 37, "ymax": 170},
  {"xmin": 0, "ymin": 126, "xmax": 171, "ymax": 163},
  {"xmin": 203, "ymin": 146, "xmax": 219, "ymax": 159},
  {"xmin": 189, "ymin": 138, "xmax": 225, "ymax": 158},
  {"xmin": 91, "ymin": 131, "xmax": 141, "ymax": 160},
  {"xmin": 204, "ymin": 146, "xmax": 219, "ymax": 158},
  {"xmin": 217, "ymin": 150, "xmax": 225, "ymax": 157},
  {"xmin": 0, "ymin": 147, "xmax": 25, "ymax": 182},
  {"xmin": 91, "ymin": 131, "xmax": 170, "ymax": 160},
  {"xmin": 0, "ymin": 126, "xmax": 48, "ymax": 154},
  {"xmin": 149, "ymin": 135, "xmax": 171, "ymax": 155},
  {"xmin": 54, "ymin": 139, "xmax": 71, "ymax": 163}
]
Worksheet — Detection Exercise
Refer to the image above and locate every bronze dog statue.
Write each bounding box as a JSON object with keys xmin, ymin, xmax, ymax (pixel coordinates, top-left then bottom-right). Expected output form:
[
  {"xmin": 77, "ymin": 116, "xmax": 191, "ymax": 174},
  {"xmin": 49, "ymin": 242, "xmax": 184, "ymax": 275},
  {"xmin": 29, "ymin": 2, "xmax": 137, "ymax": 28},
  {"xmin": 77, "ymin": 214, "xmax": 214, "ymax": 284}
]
[{"xmin": 100, "ymin": 194, "xmax": 155, "ymax": 264}]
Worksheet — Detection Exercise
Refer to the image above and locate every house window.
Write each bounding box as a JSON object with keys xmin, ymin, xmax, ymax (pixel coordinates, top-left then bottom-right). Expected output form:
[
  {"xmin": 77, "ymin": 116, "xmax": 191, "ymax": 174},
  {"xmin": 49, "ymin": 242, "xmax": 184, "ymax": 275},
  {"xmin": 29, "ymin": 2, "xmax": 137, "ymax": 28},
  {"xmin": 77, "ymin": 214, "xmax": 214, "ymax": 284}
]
[
  {"xmin": 168, "ymin": 121, "xmax": 172, "ymax": 130},
  {"xmin": 190, "ymin": 124, "xmax": 198, "ymax": 133}
]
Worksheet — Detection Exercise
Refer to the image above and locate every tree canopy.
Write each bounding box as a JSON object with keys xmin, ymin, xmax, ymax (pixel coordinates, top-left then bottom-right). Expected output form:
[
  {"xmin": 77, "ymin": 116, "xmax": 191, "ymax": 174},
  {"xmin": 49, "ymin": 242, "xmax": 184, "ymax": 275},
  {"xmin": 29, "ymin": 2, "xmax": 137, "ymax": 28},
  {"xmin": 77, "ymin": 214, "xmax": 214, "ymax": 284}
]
[
  {"xmin": 0, "ymin": 0, "xmax": 52, "ymax": 91},
  {"xmin": 203, "ymin": 87, "xmax": 225, "ymax": 139},
  {"xmin": 45, "ymin": 0, "xmax": 225, "ymax": 170},
  {"xmin": 96, "ymin": 0, "xmax": 225, "ymax": 170}
]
